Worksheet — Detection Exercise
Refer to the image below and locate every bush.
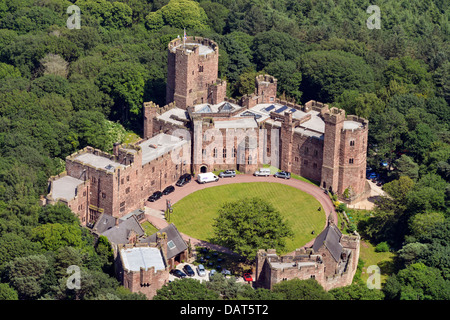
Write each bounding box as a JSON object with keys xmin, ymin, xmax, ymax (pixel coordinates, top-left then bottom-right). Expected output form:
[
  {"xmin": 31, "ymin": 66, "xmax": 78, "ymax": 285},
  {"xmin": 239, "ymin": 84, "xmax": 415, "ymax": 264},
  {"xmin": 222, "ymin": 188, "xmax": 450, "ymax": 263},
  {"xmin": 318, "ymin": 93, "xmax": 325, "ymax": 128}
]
[{"xmin": 375, "ymin": 241, "xmax": 390, "ymax": 252}]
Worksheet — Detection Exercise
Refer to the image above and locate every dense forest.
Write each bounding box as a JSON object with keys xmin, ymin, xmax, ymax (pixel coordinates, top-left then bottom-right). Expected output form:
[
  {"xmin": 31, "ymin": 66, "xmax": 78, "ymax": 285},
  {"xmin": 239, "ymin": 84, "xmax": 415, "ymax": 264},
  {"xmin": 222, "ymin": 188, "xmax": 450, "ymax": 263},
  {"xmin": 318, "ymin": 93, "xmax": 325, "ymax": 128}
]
[{"xmin": 0, "ymin": 0, "xmax": 449, "ymax": 300}]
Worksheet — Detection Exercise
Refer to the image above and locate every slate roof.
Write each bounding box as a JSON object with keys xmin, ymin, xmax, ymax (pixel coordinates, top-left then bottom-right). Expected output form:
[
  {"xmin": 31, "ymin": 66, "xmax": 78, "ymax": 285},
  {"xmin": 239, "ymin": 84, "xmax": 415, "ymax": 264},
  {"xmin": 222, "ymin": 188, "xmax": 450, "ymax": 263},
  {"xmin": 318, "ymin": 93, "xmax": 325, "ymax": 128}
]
[
  {"xmin": 141, "ymin": 223, "xmax": 188, "ymax": 260},
  {"xmin": 95, "ymin": 214, "xmax": 145, "ymax": 245},
  {"xmin": 312, "ymin": 224, "xmax": 343, "ymax": 262}
]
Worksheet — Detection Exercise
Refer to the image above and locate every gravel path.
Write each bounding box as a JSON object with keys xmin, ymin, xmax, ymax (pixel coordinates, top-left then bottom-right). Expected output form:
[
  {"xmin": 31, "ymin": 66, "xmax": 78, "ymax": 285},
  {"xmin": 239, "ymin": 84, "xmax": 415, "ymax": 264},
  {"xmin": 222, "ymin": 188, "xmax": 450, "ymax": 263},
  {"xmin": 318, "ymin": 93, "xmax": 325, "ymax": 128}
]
[{"xmin": 143, "ymin": 174, "xmax": 337, "ymax": 255}]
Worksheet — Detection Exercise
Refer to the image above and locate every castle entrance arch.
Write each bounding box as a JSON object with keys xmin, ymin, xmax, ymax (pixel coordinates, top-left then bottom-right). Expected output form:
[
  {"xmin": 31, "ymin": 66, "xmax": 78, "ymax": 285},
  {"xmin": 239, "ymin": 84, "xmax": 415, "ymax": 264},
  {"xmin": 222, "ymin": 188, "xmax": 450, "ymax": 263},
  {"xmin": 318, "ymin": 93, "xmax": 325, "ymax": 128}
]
[{"xmin": 200, "ymin": 165, "xmax": 207, "ymax": 173}]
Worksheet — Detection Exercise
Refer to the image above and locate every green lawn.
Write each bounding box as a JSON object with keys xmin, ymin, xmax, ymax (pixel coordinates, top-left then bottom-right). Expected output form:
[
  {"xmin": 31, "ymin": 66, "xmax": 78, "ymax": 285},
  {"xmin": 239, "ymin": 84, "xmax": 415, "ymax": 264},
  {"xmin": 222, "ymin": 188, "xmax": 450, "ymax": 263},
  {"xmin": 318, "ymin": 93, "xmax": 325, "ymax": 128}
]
[
  {"xmin": 359, "ymin": 240, "xmax": 395, "ymax": 284},
  {"xmin": 170, "ymin": 182, "xmax": 326, "ymax": 254}
]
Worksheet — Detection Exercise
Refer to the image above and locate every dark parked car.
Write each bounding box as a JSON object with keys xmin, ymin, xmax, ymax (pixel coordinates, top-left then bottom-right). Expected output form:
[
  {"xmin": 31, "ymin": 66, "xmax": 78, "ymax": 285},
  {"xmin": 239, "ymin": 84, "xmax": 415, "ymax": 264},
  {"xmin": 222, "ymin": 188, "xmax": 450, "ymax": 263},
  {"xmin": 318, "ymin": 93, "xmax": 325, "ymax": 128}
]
[
  {"xmin": 219, "ymin": 170, "xmax": 236, "ymax": 178},
  {"xmin": 176, "ymin": 173, "xmax": 192, "ymax": 187},
  {"xmin": 274, "ymin": 171, "xmax": 291, "ymax": 179},
  {"xmin": 170, "ymin": 269, "xmax": 186, "ymax": 278},
  {"xmin": 183, "ymin": 265, "xmax": 195, "ymax": 277},
  {"xmin": 162, "ymin": 185, "xmax": 175, "ymax": 195},
  {"xmin": 148, "ymin": 191, "xmax": 162, "ymax": 202}
]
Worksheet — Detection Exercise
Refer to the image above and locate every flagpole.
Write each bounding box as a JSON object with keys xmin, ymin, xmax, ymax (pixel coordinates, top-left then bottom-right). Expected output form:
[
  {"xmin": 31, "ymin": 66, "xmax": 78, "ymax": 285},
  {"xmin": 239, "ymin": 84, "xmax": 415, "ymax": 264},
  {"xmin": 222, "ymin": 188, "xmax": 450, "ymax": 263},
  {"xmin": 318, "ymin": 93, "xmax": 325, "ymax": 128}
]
[{"xmin": 183, "ymin": 28, "xmax": 186, "ymax": 48}]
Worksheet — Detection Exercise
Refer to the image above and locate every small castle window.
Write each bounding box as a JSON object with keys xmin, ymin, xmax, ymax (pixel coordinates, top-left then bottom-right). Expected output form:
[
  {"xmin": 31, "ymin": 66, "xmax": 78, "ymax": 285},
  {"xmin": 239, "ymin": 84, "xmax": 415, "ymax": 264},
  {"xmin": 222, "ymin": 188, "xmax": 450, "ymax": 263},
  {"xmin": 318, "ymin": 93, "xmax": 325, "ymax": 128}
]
[
  {"xmin": 304, "ymin": 160, "xmax": 308, "ymax": 166},
  {"xmin": 223, "ymin": 148, "xmax": 227, "ymax": 158},
  {"xmin": 349, "ymin": 158, "xmax": 354, "ymax": 164},
  {"xmin": 213, "ymin": 148, "xmax": 217, "ymax": 158},
  {"xmin": 350, "ymin": 140, "xmax": 355, "ymax": 146}
]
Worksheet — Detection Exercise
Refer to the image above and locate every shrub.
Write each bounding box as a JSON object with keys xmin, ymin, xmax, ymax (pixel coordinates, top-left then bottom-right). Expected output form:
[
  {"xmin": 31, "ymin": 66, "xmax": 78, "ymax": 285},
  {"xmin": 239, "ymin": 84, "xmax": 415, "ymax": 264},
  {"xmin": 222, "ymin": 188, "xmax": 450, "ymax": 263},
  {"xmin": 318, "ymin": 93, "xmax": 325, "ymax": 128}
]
[{"xmin": 375, "ymin": 241, "xmax": 390, "ymax": 252}]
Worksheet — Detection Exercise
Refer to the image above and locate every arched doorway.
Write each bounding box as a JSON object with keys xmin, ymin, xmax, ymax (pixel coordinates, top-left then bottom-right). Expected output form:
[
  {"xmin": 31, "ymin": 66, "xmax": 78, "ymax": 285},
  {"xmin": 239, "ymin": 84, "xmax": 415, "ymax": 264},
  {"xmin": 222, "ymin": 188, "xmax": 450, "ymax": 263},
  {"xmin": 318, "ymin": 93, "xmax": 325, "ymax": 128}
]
[{"xmin": 200, "ymin": 165, "xmax": 207, "ymax": 173}]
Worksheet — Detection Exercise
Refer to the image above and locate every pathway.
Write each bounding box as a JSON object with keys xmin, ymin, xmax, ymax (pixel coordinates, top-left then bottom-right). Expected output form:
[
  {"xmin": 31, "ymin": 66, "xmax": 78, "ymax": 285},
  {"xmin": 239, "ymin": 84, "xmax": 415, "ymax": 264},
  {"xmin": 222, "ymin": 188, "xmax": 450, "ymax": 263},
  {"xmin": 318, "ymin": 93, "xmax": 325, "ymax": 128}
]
[{"xmin": 143, "ymin": 174, "xmax": 338, "ymax": 255}]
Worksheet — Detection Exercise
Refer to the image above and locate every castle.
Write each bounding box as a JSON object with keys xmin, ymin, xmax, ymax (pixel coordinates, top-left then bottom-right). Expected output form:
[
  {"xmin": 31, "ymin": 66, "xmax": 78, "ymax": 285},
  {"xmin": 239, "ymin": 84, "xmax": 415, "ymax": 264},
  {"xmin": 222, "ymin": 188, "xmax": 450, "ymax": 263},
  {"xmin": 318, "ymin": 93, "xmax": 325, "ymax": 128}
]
[{"xmin": 42, "ymin": 36, "xmax": 367, "ymax": 295}]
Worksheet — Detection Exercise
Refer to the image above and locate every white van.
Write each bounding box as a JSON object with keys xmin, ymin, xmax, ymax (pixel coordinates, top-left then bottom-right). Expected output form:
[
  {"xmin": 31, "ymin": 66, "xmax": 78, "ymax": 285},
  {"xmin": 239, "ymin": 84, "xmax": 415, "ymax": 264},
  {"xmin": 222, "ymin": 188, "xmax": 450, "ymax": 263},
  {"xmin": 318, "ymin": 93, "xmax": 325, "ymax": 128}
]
[
  {"xmin": 254, "ymin": 168, "xmax": 270, "ymax": 177},
  {"xmin": 197, "ymin": 172, "xmax": 219, "ymax": 184}
]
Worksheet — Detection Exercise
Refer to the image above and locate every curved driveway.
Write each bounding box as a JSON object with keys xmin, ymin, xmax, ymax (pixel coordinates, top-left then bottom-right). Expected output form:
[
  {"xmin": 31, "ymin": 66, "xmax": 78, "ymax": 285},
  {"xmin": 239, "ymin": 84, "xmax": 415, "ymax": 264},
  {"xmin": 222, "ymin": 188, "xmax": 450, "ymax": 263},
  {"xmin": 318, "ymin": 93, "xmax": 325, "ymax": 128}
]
[{"xmin": 144, "ymin": 174, "xmax": 337, "ymax": 252}]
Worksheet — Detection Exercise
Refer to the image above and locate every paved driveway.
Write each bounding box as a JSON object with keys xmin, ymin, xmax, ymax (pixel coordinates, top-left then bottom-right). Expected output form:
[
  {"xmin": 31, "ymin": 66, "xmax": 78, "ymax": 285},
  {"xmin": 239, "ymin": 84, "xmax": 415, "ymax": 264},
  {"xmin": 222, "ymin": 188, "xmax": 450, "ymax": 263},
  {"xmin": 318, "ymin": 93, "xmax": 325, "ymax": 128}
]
[{"xmin": 144, "ymin": 174, "xmax": 337, "ymax": 251}]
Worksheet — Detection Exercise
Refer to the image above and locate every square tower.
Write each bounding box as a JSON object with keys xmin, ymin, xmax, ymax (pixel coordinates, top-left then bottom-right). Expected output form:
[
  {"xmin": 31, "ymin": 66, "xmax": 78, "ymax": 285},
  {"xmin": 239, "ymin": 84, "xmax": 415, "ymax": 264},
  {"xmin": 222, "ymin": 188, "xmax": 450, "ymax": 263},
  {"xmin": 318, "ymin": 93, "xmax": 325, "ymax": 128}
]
[{"xmin": 166, "ymin": 36, "xmax": 221, "ymax": 109}]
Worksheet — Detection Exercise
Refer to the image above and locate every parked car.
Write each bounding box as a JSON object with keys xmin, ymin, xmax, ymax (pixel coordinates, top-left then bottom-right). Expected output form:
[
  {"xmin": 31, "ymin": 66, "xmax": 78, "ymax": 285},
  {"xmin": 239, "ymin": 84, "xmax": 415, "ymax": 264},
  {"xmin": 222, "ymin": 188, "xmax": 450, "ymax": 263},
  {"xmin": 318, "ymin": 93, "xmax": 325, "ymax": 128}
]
[
  {"xmin": 243, "ymin": 273, "xmax": 253, "ymax": 282},
  {"xmin": 183, "ymin": 264, "xmax": 195, "ymax": 277},
  {"xmin": 221, "ymin": 268, "xmax": 231, "ymax": 276},
  {"xmin": 209, "ymin": 269, "xmax": 217, "ymax": 280},
  {"xmin": 197, "ymin": 264, "xmax": 206, "ymax": 277},
  {"xmin": 254, "ymin": 168, "xmax": 270, "ymax": 177},
  {"xmin": 367, "ymin": 172, "xmax": 378, "ymax": 180},
  {"xmin": 170, "ymin": 269, "xmax": 186, "ymax": 278},
  {"xmin": 274, "ymin": 171, "xmax": 291, "ymax": 179},
  {"xmin": 176, "ymin": 173, "xmax": 191, "ymax": 187},
  {"xmin": 148, "ymin": 191, "xmax": 162, "ymax": 202},
  {"xmin": 219, "ymin": 170, "xmax": 236, "ymax": 178},
  {"xmin": 162, "ymin": 185, "xmax": 175, "ymax": 195},
  {"xmin": 197, "ymin": 172, "xmax": 219, "ymax": 184}
]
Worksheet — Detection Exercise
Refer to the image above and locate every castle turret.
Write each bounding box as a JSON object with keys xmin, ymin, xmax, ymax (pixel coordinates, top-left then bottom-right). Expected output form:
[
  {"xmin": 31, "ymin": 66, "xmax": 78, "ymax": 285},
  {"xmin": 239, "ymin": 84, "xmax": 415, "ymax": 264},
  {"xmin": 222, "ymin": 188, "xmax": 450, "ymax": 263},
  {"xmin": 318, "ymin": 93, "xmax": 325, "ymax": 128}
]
[{"xmin": 321, "ymin": 107, "xmax": 345, "ymax": 193}]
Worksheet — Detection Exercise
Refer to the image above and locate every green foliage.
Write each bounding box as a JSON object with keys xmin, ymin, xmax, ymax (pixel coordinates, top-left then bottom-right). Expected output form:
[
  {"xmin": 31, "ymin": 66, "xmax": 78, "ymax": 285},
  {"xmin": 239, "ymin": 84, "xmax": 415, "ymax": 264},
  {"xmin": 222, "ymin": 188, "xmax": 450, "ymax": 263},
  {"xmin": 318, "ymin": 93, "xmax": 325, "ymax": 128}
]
[
  {"xmin": 375, "ymin": 241, "xmax": 390, "ymax": 253},
  {"xmin": 145, "ymin": 0, "xmax": 210, "ymax": 31},
  {"xmin": 213, "ymin": 197, "xmax": 294, "ymax": 261},
  {"xmin": 153, "ymin": 278, "xmax": 219, "ymax": 300},
  {"xmin": 0, "ymin": 282, "xmax": 19, "ymax": 300},
  {"xmin": 272, "ymin": 278, "xmax": 334, "ymax": 300},
  {"xmin": 75, "ymin": 0, "xmax": 133, "ymax": 29},
  {"xmin": 31, "ymin": 223, "xmax": 84, "ymax": 252},
  {"xmin": 0, "ymin": 62, "xmax": 20, "ymax": 79},
  {"xmin": 329, "ymin": 283, "xmax": 384, "ymax": 300},
  {"xmin": 383, "ymin": 263, "xmax": 450, "ymax": 300},
  {"xmin": 300, "ymin": 50, "xmax": 375, "ymax": 102}
]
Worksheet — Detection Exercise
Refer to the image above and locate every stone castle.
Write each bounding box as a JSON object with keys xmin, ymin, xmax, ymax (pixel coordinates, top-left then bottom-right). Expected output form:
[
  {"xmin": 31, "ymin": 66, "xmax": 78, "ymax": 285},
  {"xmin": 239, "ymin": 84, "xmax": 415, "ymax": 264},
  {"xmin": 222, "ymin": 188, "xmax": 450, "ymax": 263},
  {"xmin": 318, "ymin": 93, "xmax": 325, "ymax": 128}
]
[{"xmin": 42, "ymin": 36, "xmax": 366, "ymax": 295}]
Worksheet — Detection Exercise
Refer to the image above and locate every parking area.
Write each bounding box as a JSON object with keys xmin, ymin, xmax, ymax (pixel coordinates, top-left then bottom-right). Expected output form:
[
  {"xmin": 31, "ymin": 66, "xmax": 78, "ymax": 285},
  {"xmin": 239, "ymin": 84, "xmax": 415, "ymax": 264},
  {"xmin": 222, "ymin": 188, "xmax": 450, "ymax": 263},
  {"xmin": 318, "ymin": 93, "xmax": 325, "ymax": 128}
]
[{"xmin": 168, "ymin": 262, "xmax": 248, "ymax": 284}]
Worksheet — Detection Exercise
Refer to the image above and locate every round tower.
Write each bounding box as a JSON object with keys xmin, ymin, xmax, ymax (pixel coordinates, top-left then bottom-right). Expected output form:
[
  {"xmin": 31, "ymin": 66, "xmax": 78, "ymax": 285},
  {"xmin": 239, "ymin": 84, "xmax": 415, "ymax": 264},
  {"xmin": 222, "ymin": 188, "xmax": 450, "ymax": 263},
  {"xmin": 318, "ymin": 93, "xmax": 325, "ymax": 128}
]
[{"xmin": 166, "ymin": 36, "xmax": 220, "ymax": 109}]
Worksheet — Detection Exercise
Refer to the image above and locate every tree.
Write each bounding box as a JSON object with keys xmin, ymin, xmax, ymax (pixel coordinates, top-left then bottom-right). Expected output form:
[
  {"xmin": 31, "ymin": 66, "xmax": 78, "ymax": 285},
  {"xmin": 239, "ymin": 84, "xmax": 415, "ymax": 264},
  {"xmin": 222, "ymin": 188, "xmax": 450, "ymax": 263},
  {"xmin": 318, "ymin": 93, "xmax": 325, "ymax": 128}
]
[
  {"xmin": 153, "ymin": 278, "xmax": 219, "ymax": 300},
  {"xmin": 95, "ymin": 61, "xmax": 146, "ymax": 122},
  {"xmin": 38, "ymin": 203, "xmax": 79, "ymax": 225},
  {"xmin": 145, "ymin": 0, "xmax": 210, "ymax": 31},
  {"xmin": 31, "ymin": 223, "xmax": 84, "ymax": 252},
  {"xmin": 6, "ymin": 254, "xmax": 49, "ymax": 299},
  {"xmin": 299, "ymin": 50, "xmax": 375, "ymax": 102},
  {"xmin": 409, "ymin": 212, "xmax": 445, "ymax": 239},
  {"xmin": 212, "ymin": 197, "xmax": 293, "ymax": 261},
  {"xmin": 383, "ymin": 263, "xmax": 450, "ymax": 300},
  {"xmin": 0, "ymin": 283, "xmax": 19, "ymax": 300},
  {"xmin": 393, "ymin": 155, "xmax": 419, "ymax": 180},
  {"xmin": 265, "ymin": 60, "xmax": 302, "ymax": 102},
  {"xmin": 272, "ymin": 278, "xmax": 334, "ymax": 300},
  {"xmin": 383, "ymin": 56, "xmax": 433, "ymax": 96},
  {"xmin": 251, "ymin": 30, "xmax": 304, "ymax": 71},
  {"xmin": 329, "ymin": 283, "xmax": 384, "ymax": 300},
  {"xmin": 0, "ymin": 62, "xmax": 21, "ymax": 80},
  {"xmin": 199, "ymin": 1, "xmax": 229, "ymax": 34},
  {"xmin": 75, "ymin": 0, "xmax": 133, "ymax": 29}
]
